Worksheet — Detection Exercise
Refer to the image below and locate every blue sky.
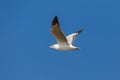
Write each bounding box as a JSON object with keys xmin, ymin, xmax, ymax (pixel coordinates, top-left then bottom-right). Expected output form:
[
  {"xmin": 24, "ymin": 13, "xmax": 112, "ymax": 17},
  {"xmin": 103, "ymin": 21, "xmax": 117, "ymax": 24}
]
[{"xmin": 0, "ymin": 0, "xmax": 120, "ymax": 80}]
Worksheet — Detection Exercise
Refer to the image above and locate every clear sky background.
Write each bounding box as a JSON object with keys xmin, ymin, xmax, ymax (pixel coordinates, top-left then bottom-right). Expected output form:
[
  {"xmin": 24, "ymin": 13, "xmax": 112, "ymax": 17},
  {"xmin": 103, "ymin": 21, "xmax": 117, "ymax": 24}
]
[{"xmin": 0, "ymin": 0, "xmax": 120, "ymax": 80}]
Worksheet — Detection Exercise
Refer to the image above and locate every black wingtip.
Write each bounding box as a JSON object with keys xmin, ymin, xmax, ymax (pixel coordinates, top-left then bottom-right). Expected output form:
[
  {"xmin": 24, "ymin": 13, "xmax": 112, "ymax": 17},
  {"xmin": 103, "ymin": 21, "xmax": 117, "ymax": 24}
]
[
  {"xmin": 54, "ymin": 16, "xmax": 58, "ymax": 19},
  {"xmin": 76, "ymin": 29, "xmax": 83, "ymax": 34},
  {"xmin": 52, "ymin": 16, "xmax": 59, "ymax": 25}
]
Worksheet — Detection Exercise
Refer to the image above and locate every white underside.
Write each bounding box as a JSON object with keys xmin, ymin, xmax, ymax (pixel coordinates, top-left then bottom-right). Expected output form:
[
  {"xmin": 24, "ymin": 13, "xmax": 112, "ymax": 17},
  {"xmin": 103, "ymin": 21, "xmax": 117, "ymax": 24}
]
[
  {"xmin": 57, "ymin": 44, "xmax": 72, "ymax": 50},
  {"xmin": 50, "ymin": 44, "xmax": 78, "ymax": 50}
]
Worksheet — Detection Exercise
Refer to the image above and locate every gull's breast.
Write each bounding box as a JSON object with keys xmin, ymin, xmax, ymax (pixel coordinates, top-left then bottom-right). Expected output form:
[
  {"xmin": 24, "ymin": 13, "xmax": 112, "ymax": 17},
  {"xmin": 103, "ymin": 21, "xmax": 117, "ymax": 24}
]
[{"xmin": 58, "ymin": 44, "xmax": 72, "ymax": 50}]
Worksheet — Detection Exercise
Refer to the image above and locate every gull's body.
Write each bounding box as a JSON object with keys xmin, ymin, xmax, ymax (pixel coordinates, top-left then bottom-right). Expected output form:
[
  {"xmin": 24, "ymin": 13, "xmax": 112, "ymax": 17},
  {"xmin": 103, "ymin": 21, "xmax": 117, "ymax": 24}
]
[
  {"xmin": 50, "ymin": 44, "xmax": 78, "ymax": 50},
  {"xmin": 49, "ymin": 16, "xmax": 83, "ymax": 50}
]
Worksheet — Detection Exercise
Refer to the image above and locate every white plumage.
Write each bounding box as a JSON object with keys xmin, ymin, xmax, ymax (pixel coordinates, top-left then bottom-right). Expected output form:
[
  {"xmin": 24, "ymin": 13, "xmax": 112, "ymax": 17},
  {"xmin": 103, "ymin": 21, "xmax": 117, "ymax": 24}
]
[{"xmin": 49, "ymin": 16, "xmax": 83, "ymax": 50}]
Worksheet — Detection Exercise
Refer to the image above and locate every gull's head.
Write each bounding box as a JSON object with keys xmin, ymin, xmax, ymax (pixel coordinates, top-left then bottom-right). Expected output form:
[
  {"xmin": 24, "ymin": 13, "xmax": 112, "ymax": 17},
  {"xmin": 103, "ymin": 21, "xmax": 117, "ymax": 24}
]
[
  {"xmin": 49, "ymin": 45, "xmax": 55, "ymax": 49},
  {"xmin": 49, "ymin": 44, "xmax": 58, "ymax": 49}
]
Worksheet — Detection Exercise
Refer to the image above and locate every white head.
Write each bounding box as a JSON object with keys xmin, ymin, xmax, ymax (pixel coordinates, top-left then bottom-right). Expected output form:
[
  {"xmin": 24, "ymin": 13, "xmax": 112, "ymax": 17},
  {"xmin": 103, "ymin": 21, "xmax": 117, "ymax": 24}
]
[{"xmin": 49, "ymin": 44, "xmax": 59, "ymax": 50}]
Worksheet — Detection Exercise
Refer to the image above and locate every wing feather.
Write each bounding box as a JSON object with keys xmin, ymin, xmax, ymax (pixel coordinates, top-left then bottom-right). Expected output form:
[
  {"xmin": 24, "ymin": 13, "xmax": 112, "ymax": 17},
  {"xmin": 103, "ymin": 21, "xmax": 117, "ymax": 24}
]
[
  {"xmin": 66, "ymin": 29, "xmax": 83, "ymax": 44},
  {"xmin": 51, "ymin": 16, "xmax": 68, "ymax": 45}
]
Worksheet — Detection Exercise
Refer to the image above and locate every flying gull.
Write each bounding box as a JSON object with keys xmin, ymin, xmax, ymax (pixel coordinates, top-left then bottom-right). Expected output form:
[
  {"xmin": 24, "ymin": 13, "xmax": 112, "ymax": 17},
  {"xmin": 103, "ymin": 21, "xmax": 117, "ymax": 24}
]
[{"xmin": 49, "ymin": 16, "xmax": 83, "ymax": 50}]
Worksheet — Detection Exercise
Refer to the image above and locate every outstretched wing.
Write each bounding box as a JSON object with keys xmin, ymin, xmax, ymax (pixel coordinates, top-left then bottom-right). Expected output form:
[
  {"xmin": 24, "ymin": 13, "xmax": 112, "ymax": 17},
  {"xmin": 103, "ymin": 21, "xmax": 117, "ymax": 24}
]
[
  {"xmin": 50, "ymin": 16, "xmax": 68, "ymax": 45},
  {"xmin": 66, "ymin": 29, "xmax": 83, "ymax": 44}
]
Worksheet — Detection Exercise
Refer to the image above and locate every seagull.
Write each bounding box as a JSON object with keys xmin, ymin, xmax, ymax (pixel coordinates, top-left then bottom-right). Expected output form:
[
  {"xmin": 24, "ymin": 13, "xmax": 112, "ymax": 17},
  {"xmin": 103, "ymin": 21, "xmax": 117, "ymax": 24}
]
[{"xmin": 49, "ymin": 16, "xmax": 83, "ymax": 50}]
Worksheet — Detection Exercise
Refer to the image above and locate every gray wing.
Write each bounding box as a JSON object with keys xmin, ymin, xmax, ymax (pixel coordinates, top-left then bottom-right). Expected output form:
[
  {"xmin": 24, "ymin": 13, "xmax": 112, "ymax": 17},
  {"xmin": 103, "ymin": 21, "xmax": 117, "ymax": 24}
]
[
  {"xmin": 66, "ymin": 29, "xmax": 83, "ymax": 44},
  {"xmin": 50, "ymin": 16, "xmax": 68, "ymax": 45}
]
